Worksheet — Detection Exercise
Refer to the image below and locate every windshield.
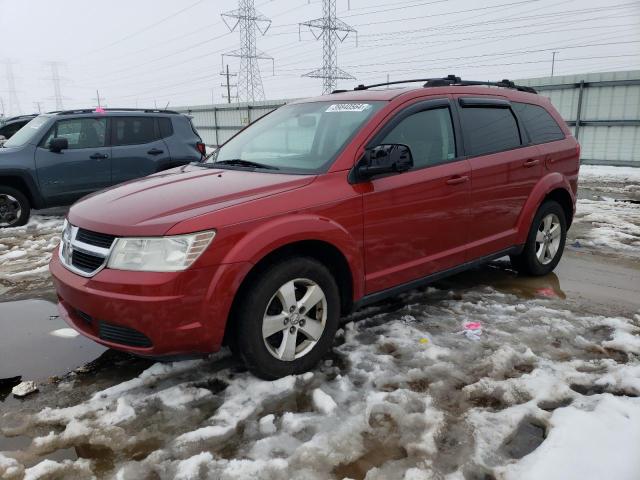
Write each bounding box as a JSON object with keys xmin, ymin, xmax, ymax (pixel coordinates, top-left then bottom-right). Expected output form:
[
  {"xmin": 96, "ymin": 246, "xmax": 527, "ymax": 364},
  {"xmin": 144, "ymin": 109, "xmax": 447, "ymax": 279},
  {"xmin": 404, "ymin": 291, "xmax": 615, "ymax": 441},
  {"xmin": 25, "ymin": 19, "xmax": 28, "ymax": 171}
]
[
  {"xmin": 207, "ymin": 101, "xmax": 384, "ymax": 173},
  {"xmin": 3, "ymin": 115, "xmax": 51, "ymax": 148}
]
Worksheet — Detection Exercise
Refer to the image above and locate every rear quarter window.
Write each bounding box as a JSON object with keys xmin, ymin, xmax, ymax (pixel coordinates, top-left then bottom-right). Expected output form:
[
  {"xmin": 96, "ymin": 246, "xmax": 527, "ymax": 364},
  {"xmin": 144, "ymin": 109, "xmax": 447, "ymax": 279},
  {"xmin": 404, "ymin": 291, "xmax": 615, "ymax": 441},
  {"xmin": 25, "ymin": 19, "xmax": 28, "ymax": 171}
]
[
  {"xmin": 513, "ymin": 102, "xmax": 565, "ymax": 144},
  {"xmin": 460, "ymin": 106, "xmax": 521, "ymax": 156},
  {"xmin": 158, "ymin": 117, "xmax": 173, "ymax": 138}
]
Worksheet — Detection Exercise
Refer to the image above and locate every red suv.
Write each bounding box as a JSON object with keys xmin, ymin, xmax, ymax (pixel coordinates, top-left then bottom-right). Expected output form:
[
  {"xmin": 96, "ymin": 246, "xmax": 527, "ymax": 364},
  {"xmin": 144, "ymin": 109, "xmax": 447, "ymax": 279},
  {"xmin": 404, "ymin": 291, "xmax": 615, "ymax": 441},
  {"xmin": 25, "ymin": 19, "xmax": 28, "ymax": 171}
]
[{"xmin": 50, "ymin": 77, "xmax": 579, "ymax": 379}]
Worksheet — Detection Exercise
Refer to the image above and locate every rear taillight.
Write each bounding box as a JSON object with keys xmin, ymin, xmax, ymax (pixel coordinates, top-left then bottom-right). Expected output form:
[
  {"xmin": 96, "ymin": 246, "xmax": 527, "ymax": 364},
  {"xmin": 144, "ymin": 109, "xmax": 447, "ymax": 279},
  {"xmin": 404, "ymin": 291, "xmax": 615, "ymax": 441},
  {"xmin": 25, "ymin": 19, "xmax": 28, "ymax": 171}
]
[
  {"xmin": 196, "ymin": 142, "xmax": 206, "ymax": 156},
  {"xmin": 575, "ymin": 143, "xmax": 581, "ymax": 159}
]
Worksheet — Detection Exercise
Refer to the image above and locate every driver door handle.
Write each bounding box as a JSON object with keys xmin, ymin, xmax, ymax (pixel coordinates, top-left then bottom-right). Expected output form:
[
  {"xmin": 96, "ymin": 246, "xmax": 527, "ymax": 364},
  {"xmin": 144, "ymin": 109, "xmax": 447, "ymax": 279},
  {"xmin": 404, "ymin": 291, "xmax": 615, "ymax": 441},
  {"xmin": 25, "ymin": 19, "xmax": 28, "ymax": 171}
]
[
  {"xmin": 523, "ymin": 158, "xmax": 540, "ymax": 168},
  {"xmin": 90, "ymin": 153, "xmax": 108, "ymax": 160},
  {"xmin": 147, "ymin": 148, "xmax": 164, "ymax": 156},
  {"xmin": 446, "ymin": 175, "xmax": 469, "ymax": 185}
]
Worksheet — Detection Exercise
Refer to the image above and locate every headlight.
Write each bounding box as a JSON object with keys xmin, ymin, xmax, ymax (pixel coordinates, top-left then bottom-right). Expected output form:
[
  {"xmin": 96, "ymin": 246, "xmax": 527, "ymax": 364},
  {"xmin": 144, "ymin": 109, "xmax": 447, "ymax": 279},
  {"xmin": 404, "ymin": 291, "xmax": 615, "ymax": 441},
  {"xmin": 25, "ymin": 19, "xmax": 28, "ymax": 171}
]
[{"xmin": 107, "ymin": 230, "xmax": 215, "ymax": 272}]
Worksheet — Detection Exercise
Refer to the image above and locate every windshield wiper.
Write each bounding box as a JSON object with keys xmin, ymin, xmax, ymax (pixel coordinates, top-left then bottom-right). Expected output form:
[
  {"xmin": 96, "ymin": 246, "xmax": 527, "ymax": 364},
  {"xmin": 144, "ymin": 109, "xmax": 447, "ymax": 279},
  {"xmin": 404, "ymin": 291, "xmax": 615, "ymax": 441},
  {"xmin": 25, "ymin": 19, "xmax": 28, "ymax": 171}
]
[{"xmin": 215, "ymin": 159, "xmax": 279, "ymax": 170}]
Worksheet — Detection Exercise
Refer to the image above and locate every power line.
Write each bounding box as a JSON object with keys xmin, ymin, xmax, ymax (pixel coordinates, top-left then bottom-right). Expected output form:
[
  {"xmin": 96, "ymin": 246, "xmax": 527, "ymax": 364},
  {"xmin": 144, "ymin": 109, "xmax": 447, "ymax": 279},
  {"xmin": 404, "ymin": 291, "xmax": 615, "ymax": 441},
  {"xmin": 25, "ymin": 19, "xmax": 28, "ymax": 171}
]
[{"xmin": 300, "ymin": 0, "xmax": 357, "ymax": 94}]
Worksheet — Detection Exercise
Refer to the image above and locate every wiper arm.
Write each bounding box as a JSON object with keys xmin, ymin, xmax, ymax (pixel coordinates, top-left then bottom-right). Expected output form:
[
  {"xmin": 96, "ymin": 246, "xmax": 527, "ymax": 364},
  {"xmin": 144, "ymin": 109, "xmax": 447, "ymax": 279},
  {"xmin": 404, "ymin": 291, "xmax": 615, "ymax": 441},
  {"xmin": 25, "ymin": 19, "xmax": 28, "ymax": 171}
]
[{"xmin": 215, "ymin": 159, "xmax": 279, "ymax": 170}]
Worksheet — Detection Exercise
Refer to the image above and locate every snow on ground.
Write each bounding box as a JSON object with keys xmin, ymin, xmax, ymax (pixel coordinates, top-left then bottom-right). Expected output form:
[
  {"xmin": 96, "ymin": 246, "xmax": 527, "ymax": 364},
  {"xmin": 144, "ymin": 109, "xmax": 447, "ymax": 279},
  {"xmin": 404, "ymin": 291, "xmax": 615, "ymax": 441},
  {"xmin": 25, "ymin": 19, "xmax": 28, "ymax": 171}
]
[
  {"xmin": 0, "ymin": 215, "xmax": 63, "ymax": 300},
  {"xmin": 569, "ymin": 165, "xmax": 640, "ymax": 260},
  {"xmin": 1, "ymin": 286, "xmax": 639, "ymax": 479},
  {"xmin": 572, "ymin": 197, "xmax": 640, "ymax": 256}
]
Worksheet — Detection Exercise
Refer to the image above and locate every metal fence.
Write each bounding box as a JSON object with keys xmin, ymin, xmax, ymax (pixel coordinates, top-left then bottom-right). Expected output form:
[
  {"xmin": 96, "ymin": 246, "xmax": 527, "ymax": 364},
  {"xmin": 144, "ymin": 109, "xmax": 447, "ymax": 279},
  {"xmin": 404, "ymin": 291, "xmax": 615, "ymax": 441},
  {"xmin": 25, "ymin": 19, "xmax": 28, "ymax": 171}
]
[
  {"xmin": 175, "ymin": 99, "xmax": 289, "ymax": 147},
  {"xmin": 177, "ymin": 70, "xmax": 640, "ymax": 167},
  {"xmin": 518, "ymin": 70, "xmax": 640, "ymax": 167}
]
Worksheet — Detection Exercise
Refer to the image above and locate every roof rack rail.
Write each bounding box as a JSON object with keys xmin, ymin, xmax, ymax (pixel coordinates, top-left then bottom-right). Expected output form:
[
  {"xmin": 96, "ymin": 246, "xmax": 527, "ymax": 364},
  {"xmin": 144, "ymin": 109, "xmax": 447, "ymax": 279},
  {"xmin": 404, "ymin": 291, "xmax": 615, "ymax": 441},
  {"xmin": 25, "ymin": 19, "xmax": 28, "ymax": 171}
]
[
  {"xmin": 353, "ymin": 75, "xmax": 537, "ymax": 94},
  {"xmin": 55, "ymin": 108, "xmax": 180, "ymax": 115}
]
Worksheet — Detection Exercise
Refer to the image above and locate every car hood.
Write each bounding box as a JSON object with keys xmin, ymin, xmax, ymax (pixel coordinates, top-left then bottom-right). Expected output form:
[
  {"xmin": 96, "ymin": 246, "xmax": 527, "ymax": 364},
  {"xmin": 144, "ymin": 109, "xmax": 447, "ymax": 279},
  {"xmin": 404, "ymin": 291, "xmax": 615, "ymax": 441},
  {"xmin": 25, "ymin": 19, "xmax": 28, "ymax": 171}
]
[{"xmin": 68, "ymin": 164, "xmax": 316, "ymax": 236}]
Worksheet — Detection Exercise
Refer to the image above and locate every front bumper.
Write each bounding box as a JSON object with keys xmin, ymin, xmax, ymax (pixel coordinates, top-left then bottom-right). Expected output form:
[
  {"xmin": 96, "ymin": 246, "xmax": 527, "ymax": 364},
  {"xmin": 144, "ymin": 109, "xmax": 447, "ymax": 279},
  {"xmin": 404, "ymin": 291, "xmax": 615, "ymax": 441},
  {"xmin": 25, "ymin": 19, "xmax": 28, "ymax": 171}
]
[{"xmin": 50, "ymin": 249, "xmax": 252, "ymax": 357}]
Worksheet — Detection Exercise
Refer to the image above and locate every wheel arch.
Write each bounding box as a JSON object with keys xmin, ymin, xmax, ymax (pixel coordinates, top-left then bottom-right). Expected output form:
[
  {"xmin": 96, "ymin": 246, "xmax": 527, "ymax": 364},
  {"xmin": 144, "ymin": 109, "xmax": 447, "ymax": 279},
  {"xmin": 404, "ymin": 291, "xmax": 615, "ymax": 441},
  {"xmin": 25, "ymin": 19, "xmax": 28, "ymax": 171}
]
[
  {"xmin": 0, "ymin": 172, "xmax": 45, "ymax": 209},
  {"xmin": 515, "ymin": 173, "xmax": 575, "ymax": 244},
  {"xmin": 208, "ymin": 215, "xmax": 363, "ymax": 349}
]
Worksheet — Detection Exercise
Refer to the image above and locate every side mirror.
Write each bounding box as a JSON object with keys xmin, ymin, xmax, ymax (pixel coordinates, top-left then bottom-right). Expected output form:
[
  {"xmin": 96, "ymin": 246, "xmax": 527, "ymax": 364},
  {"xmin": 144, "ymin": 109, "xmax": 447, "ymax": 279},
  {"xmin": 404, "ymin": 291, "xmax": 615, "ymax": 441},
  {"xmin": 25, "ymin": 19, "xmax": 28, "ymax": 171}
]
[
  {"xmin": 49, "ymin": 137, "xmax": 69, "ymax": 153},
  {"xmin": 355, "ymin": 144, "xmax": 413, "ymax": 181}
]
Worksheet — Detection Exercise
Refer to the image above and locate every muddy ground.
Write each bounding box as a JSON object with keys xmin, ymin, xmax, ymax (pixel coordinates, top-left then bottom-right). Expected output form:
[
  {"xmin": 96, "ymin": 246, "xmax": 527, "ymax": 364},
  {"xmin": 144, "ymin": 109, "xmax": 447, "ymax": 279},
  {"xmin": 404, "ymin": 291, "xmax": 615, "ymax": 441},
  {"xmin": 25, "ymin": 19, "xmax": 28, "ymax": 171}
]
[{"xmin": 0, "ymin": 166, "xmax": 638, "ymax": 479}]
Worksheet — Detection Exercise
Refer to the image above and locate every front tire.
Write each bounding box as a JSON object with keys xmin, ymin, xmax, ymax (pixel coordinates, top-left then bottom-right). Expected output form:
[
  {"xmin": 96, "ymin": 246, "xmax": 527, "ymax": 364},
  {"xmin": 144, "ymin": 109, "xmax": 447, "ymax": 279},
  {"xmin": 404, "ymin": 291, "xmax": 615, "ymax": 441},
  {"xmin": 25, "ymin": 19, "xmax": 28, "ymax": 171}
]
[
  {"xmin": 0, "ymin": 186, "xmax": 30, "ymax": 228},
  {"xmin": 510, "ymin": 200, "xmax": 566, "ymax": 276},
  {"xmin": 234, "ymin": 257, "xmax": 341, "ymax": 380}
]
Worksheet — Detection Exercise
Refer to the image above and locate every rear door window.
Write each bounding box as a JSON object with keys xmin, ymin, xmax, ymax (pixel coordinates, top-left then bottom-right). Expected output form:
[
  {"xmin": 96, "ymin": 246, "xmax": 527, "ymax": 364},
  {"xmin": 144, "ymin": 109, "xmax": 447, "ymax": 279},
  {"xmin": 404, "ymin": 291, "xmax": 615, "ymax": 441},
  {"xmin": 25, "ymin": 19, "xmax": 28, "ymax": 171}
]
[
  {"xmin": 460, "ymin": 106, "xmax": 521, "ymax": 156},
  {"xmin": 112, "ymin": 117, "xmax": 158, "ymax": 146},
  {"xmin": 513, "ymin": 102, "xmax": 565, "ymax": 144}
]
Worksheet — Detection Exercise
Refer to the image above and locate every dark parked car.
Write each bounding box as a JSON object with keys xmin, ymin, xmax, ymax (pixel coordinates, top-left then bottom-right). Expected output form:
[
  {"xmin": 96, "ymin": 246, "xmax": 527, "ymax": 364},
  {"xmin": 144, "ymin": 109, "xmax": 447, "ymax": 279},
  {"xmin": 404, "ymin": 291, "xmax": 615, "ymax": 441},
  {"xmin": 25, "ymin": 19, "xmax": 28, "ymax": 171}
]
[
  {"xmin": 51, "ymin": 76, "xmax": 580, "ymax": 379},
  {"xmin": 0, "ymin": 114, "xmax": 38, "ymax": 146},
  {"xmin": 0, "ymin": 109, "xmax": 206, "ymax": 227}
]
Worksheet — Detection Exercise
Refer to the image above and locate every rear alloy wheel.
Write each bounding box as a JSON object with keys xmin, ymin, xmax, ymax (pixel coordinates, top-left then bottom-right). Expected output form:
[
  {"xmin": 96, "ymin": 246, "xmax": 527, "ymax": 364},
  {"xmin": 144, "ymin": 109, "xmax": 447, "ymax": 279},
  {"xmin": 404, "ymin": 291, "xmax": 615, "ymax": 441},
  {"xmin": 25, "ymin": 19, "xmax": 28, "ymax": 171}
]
[
  {"xmin": 235, "ymin": 257, "xmax": 340, "ymax": 379},
  {"xmin": 510, "ymin": 200, "xmax": 567, "ymax": 276},
  {"xmin": 0, "ymin": 187, "xmax": 30, "ymax": 228}
]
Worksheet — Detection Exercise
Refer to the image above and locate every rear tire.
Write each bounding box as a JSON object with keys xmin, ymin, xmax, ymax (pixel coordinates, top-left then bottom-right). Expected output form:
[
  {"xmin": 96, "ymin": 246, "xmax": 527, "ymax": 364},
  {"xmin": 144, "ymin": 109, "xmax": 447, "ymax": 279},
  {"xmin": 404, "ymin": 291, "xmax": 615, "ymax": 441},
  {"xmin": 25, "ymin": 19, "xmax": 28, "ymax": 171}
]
[
  {"xmin": 510, "ymin": 200, "xmax": 566, "ymax": 276},
  {"xmin": 234, "ymin": 257, "xmax": 340, "ymax": 380},
  {"xmin": 0, "ymin": 186, "xmax": 30, "ymax": 228}
]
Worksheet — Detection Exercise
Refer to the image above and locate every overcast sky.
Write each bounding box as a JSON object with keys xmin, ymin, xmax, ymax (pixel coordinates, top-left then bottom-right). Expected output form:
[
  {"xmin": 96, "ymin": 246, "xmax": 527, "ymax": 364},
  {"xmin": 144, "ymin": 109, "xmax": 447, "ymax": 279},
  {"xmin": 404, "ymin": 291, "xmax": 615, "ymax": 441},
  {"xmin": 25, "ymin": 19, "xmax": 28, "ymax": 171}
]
[{"xmin": 0, "ymin": 0, "xmax": 638, "ymax": 115}]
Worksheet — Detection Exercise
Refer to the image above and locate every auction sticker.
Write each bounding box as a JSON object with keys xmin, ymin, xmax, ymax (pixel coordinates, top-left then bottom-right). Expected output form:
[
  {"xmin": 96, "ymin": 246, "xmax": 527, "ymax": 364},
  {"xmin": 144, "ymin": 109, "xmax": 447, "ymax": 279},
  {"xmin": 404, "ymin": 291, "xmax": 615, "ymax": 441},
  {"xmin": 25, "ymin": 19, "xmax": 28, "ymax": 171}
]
[{"xmin": 326, "ymin": 103, "xmax": 371, "ymax": 113}]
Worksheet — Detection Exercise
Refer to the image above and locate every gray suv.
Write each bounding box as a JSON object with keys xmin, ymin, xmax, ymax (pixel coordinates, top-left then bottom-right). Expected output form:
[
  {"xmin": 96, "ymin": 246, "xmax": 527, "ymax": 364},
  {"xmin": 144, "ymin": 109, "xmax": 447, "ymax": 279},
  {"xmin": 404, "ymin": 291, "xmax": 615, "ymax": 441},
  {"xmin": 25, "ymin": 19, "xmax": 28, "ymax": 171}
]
[{"xmin": 0, "ymin": 109, "xmax": 205, "ymax": 227}]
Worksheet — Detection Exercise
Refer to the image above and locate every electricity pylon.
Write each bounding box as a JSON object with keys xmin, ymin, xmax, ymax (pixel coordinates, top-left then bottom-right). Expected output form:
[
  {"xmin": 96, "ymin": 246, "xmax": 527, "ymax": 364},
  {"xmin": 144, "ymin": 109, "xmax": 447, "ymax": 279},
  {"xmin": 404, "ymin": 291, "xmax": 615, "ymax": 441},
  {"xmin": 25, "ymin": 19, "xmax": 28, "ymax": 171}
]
[{"xmin": 300, "ymin": 0, "xmax": 357, "ymax": 94}]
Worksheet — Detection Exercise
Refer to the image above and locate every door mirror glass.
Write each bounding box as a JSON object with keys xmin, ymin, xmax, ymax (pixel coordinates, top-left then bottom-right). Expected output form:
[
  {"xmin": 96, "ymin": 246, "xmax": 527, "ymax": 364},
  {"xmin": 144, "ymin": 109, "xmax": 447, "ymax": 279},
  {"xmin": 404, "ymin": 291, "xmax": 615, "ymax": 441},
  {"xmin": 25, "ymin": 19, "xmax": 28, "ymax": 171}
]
[
  {"xmin": 356, "ymin": 144, "xmax": 413, "ymax": 180},
  {"xmin": 49, "ymin": 137, "xmax": 69, "ymax": 153}
]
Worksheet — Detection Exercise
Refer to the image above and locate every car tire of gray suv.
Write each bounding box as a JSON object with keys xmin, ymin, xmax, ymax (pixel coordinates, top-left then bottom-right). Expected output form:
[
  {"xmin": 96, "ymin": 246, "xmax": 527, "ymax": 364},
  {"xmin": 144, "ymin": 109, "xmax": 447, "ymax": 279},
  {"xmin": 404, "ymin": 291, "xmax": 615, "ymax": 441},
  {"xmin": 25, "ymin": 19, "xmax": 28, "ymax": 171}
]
[
  {"xmin": 510, "ymin": 200, "xmax": 567, "ymax": 276},
  {"xmin": 0, "ymin": 186, "xmax": 30, "ymax": 228},
  {"xmin": 234, "ymin": 257, "xmax": 340, "ymax": 380}
]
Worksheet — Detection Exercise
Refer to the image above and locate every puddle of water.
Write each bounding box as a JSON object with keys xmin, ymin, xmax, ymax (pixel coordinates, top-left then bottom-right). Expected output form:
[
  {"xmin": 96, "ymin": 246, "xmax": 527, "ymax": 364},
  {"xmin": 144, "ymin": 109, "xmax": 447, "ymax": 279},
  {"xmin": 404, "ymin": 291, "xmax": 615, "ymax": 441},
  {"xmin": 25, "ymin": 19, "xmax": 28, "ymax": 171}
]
[
  {"xmin": 333, "ymin": 436, "xmax": 407, "ymax": 480},
  {"xmin": 437, "ymin": 261, "xmax": 566, "ymax": 300},
  {"xmin": 0, "ymin": 299, "xmax": 106, "ymax": 385}
]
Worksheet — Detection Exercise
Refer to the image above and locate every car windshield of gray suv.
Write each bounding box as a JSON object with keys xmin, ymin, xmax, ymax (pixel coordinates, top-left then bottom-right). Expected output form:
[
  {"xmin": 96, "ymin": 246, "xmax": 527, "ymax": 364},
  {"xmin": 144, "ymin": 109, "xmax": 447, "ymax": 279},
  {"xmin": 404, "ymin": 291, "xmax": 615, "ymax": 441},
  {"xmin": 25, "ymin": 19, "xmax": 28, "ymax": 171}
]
[
  {"xmin": 204, "ymin": 101, "xmax": 384, "ymax": 173},
  {"xmin": 2, "ymin": 115, "xmax": 51, "ymax": 148}
]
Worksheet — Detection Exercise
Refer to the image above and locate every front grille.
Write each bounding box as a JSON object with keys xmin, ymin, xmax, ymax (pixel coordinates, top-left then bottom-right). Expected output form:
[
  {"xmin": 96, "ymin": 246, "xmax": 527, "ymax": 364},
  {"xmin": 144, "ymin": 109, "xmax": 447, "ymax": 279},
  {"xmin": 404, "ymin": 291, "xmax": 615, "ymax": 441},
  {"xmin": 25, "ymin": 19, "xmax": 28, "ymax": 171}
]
[
  {"xmin": 76, "ymin": 228, "xmax": 116, "ymax": 249},
  {"xmin": 99, "ymin": 321, "xmax": 152, "ymax": 348},
  {"xmin": 72, "ymin": 250, "xmax": 104, "ymax": 273},
  {"xmin": 60, "ymin": 223, "xmax": 115, "ymax": 277}
]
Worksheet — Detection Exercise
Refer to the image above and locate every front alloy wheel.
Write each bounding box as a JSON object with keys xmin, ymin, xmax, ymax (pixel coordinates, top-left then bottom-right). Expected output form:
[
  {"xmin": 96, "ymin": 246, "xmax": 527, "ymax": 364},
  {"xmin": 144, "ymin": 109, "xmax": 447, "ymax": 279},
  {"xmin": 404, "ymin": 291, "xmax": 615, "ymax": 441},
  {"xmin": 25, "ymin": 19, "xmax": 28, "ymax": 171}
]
[
  {"xmin": 262, "ymin": 278, "xmax": 327, "ymax": 361},
  {"xmin": 0, "ymin": 187, "xmax": 30, "ymax": 228},
  {"xmin": 234, "ymin": 257, "xmax": 340, "ymax": 379}
]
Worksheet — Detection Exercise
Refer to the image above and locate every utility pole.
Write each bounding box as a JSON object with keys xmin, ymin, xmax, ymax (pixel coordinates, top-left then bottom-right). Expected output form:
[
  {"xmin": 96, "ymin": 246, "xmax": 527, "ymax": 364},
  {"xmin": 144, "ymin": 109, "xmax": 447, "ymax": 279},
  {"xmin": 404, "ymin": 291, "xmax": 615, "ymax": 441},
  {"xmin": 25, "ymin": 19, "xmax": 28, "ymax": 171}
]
[
  {"xmin": 3, "ymin": 60, "xmax": 21, "ymax": 115},
  {"xmin": 47, "ymin": 62, "xmax": 65, "ymax": 110},
  {"xmin": 93, "ymin": 90, "xmax": 105, "ymax": 109},
  {"xmin": 300, "ymin": 0, "xmax": 357, "ymax": 94},
  {"xmin": 33, "ymin": 102, "xmax": 42, "ymax": 113},
  {"xmin": 551, "ymin": 51, "xmax": 558, "ymax": 78},
  {"xmin": 220, "ymin": 64, "xmax": 238, "ymax": 103},
  {"xmin": 0, "ymin": 97, "xmax": 5, "ymax": 118},
  {"xmin": 222, "ymin": 0, "xmax": 273, "ymax": 102}
]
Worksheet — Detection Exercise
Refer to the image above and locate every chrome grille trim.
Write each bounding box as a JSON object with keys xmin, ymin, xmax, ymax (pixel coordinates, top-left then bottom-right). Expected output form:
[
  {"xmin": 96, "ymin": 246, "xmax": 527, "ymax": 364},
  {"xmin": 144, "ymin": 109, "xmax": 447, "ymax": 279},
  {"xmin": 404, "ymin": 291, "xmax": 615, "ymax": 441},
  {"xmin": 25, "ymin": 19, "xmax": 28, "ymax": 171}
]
[{"xmin": 59, "ymin": 223, "xmax": 115, "ymax": 278}]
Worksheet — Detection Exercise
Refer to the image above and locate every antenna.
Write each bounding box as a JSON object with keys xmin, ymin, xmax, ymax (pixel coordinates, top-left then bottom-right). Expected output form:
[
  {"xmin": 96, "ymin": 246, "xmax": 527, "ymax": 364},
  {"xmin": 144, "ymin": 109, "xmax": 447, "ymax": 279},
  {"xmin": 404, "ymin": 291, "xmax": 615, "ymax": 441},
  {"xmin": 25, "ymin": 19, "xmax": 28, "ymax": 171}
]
[
  {"xmin": 93, "ymin": 90, "xmax": 105, "ymax": 108},
  {"xmin": 299, "ymin": 0, "xmax": 357, "ymax": 95},
  {"xmin": 221, "ymin": 0, "xmax": 274, "ymax": 102}
]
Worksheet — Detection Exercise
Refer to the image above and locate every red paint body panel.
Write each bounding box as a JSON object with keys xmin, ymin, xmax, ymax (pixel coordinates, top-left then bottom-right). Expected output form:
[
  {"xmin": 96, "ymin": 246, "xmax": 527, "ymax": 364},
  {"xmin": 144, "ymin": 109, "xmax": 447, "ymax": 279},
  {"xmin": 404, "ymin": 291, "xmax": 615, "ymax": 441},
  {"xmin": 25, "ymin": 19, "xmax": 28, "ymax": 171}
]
[{"xmin": 51, "ymin": 85, "xmax": 580, "ymax": 357}]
